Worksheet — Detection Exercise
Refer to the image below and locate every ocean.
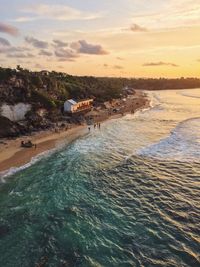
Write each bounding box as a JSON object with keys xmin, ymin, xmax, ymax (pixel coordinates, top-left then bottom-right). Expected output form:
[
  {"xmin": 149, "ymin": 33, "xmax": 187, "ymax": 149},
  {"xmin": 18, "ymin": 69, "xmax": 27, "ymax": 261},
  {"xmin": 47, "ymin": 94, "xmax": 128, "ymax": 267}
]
[{"xmin": 0, "ymin": 89, "xmax": 200, "ymax": 267}]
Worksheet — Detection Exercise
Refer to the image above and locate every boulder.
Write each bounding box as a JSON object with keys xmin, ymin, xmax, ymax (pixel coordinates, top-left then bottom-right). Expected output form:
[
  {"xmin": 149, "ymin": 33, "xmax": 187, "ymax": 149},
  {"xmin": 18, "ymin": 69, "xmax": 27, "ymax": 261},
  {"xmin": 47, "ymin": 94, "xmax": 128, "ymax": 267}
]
[
  {"xmin": 0, "ymin": 116, "xmax": 22, "ymax": 138},
  {"xmin": 26, "ymin": 111, "xmax": 52, "ymax": 130}
]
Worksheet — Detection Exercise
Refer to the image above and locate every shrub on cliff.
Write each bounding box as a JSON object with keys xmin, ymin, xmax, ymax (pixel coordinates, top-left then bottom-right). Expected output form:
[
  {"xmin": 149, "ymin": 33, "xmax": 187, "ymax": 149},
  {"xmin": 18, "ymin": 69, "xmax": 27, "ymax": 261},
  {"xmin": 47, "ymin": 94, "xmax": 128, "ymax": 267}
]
[{"xmin": 31, "ymin": 90, "xmax": 57, "ymax": 109}]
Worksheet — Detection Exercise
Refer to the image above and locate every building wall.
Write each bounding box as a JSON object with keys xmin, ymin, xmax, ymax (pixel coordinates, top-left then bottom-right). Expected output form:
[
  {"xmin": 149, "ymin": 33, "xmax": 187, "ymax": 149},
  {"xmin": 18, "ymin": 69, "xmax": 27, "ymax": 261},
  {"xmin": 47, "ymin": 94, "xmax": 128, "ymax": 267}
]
[
  {"xmin": 64, "ymin": 101, "xmax": 73, "ymax": 112},
  {"xmin": 64, "ymin": 99, "xmax": 93, "ymax": 113}
]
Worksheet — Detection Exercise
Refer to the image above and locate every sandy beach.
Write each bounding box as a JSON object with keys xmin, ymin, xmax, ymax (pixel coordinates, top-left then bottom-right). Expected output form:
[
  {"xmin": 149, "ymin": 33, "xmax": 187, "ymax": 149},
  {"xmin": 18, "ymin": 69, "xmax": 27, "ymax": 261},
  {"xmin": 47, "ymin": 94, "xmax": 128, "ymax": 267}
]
[
  {"xmin": 0, "ymin": 92, "xmax": 149, "ymax": 174},
  {"xmin": 0, "ymin": 125, "xmax": 88, "ymax": 173}
]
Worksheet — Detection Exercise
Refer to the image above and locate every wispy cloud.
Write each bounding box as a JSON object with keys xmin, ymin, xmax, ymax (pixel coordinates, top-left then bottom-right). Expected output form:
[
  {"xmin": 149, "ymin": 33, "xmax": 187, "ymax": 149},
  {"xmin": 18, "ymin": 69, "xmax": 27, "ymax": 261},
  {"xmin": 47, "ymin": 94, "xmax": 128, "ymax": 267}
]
[
  {"xmin": 0, "ymin": 45, "xmax": 30, "ymax": 54},
  {"xmin": 39, "ymin": 50, "xmax": 53, "ymax": 56},
  {"xmin": 7, "ymin": 52, "xmax": 34, "ymax": 58},
  {"xmin": 130, "ymin": 23, "xmax": 147, "ymax": 32},
  {"xmin": 103, "ymin": 64, "xmax": 124, "ymax": 70},
  {"xmin": 71, "ymin": 40, "xmax": 109, "ymax": 55},
  {"xmin": 116, "ymin": 57, "xmax": 124, "ymax": 60},
  {"xmin": 143, "ymin": 61, "xmax": 179, "ymax": 67},
  {"xmin": 133, "ymin": 0, "xmax": 200, "ymax": 30},
  {"xmin": 0, "ymin": 37, "xmax": 10, "ymax": 47},
  {"xmin": 34, "ymin": 63, "xmax": 45, "ymax": 69},
  {"xmin": 113, "ymin": 65, "xmax": 124, "ymax": 69},
  {"xmin": 16, "ymin": 4, "xmax": 102, "ymax": 22},
  {"xmin": 53, "ymin": 40, "xmax": 68, "ymax": 48},
  {"xmin": 0, "ymin": 22, "xmax": 19, "ymax": 36},
  {"xmin": 13, "ymin": 17, "xmax": 36, "ymax": 23},
  {"xmin": 25, "ymin": 36, "xmax": 48, "ymax": 49},
  {"xmin": 55, "ymin": 48, "xmax": 79, "ymax": 61}
]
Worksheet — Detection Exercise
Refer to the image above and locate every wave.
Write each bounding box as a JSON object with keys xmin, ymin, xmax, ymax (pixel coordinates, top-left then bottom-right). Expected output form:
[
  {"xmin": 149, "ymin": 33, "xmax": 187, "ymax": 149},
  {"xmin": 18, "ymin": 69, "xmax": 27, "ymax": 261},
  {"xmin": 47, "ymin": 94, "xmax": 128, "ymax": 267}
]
[
  {"xmin": 137, "ymin": 117, "xmax": 200, "ymax": 161},
  {"xmin": 179, "ymin": 89, "xmax": 200, "ymax": 99},
  {"xmin": 0, "ymin": 131, "xmax": 88, "ymax": 182},
  {"xmin": 0, "ymin": 146, "xmax": 61, "ymax": 182}
]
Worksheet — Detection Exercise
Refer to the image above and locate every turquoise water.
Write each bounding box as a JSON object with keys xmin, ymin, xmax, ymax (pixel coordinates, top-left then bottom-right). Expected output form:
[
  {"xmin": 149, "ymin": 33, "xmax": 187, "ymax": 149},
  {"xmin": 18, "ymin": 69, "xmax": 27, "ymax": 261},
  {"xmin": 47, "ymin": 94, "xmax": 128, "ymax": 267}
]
[{"xmin": 0, "ymin": 90, "xmax": 200, "ymax": 267}]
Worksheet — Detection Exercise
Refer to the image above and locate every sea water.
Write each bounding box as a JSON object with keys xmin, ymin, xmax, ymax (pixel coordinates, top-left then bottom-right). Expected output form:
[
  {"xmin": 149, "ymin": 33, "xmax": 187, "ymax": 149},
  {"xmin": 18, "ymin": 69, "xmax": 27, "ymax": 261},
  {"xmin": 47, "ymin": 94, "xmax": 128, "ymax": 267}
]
[{"xmin": 0, "ymin": 89, "xmax": 200, "ymax": 267}]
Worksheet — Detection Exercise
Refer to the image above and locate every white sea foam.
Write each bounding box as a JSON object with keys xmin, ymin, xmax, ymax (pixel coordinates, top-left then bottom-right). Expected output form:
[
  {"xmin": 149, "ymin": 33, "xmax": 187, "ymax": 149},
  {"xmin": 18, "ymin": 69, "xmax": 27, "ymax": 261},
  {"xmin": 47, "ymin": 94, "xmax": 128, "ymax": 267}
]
[
  {"xmin": 137, "ymin": 117, "xmax": 200, "ymax": 161},
  {"xmin": 179, "ymin": 89, "xmax": 200, "ymax": 99},
  {"xmin": 1, "ymin": 89, "xmax": 200, "ymax": 180},
  {"xmin": 0, "ymin": 147, "xmax": 59, "ymax": 181}
]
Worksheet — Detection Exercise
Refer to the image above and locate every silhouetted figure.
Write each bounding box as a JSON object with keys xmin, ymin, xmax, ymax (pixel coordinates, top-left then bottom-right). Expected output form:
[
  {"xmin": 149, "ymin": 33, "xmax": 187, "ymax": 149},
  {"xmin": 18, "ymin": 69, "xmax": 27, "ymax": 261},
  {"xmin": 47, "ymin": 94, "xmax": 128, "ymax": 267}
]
[
  {"xmin": 27, "ymin": 140, "xmax": 32, "ymax": 146},
  {"xmin": 88, "ymin": 127, "xmax": 91, "ymax": 132}
]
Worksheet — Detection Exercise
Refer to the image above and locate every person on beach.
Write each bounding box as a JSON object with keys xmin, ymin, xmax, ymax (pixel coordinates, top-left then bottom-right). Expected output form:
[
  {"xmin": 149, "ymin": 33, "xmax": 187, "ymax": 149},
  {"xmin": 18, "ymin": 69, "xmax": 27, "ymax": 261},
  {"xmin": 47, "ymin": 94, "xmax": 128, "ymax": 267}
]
[
  {"xmin": 88, "ymin": 127, "xmax": 91, "ymax": 132},
  {"xmin": 94, "ymin": 123, "xmax": 96, "ymax": 129}
]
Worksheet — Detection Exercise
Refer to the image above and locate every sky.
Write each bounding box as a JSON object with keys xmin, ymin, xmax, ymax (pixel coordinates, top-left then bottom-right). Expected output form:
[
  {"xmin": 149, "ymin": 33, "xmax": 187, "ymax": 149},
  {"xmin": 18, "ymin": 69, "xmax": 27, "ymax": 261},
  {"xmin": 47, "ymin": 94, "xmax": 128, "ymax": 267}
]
[{"xmin": 0, "ymin": 0, "xmax": 200, "ymax": 78}]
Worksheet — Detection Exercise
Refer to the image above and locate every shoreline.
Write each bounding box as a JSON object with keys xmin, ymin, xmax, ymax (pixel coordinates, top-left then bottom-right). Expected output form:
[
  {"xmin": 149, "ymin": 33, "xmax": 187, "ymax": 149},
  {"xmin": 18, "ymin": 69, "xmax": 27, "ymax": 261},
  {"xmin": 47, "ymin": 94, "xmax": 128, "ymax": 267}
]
[
  {"xmin": 0, "ymin": 126, "xmax": 87, "ymax": 175},
  {"xmin": 0, "ymin": 92, "xmax": 149, "ymax": 176}
]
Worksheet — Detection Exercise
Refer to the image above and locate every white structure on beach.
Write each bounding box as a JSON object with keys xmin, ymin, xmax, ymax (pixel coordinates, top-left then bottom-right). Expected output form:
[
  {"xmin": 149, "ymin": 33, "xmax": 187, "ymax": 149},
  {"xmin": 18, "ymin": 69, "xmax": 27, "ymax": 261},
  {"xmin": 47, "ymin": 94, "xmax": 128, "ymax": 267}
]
[
  {"xmin": 0, "ymin": 103, "xmax": 31, "ymax": 121},
  {"xmin": 64, "ymin": 99, "xmax": 93, "ymax": 113}
]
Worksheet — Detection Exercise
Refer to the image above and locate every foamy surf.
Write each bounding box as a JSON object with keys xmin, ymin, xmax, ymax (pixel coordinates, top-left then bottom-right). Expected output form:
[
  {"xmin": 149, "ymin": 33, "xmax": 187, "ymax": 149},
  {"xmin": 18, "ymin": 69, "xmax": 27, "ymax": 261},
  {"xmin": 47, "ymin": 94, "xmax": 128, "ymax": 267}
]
[
  {"xmin": 0, "ymin": 89, "xmax": 200, "ymax": 267},
  {"xmin": 137, "ymin": 117, "xmax": 200, "ymax": 162},
  {"xmin": 0, "ymin": 147, "xmax": 60, "ymax": 181},
  {"xmin": 0, "ymin": 130, "xmax": 88, "ymax": 182}
]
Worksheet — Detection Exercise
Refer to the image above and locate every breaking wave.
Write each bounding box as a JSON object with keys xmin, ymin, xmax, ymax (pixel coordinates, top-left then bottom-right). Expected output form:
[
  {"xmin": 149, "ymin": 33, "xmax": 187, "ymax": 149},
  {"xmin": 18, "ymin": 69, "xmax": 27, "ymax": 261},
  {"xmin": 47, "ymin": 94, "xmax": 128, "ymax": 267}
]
[{"xmin": 138, "ymin": 117, "xmax": 200, "ymax": 161}]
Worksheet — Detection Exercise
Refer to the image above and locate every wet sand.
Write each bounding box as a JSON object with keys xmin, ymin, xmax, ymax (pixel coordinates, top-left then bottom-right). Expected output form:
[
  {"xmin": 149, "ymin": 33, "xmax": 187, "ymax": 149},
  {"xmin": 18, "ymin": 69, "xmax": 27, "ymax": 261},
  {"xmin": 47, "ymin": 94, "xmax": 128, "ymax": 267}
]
[{"xmin": 0, "ymin": 126, "xmax": 87, "ymax": 173}]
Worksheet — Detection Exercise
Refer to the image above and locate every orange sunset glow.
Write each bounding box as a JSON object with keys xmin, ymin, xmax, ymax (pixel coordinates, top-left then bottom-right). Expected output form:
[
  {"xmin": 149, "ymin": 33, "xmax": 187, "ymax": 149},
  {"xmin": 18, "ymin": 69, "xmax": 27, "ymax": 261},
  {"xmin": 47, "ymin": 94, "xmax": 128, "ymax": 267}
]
[{"xmin": 0, "ymin": 0, "xmax": 200, "ymax": 77}]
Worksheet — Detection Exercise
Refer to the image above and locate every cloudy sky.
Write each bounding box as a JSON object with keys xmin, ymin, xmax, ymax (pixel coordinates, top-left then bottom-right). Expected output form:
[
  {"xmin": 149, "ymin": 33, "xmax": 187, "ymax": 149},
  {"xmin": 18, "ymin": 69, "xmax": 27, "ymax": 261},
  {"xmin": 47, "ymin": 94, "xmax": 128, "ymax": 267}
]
[{"xmin": 0, "ymin": 0, "xmax": 200, "ymax": 77}]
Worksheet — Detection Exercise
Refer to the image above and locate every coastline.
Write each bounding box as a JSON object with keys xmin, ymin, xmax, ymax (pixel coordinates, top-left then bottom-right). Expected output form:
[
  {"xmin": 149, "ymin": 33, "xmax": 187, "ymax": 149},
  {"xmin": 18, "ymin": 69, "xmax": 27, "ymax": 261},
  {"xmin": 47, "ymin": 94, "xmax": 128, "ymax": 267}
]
[
  {"xmin": 0, "ymin": 126, "xmax": 87, "ymax": 175},
  {"xmin": 0, "ymin": 92, "xmax": 149, "ymax": 176}
]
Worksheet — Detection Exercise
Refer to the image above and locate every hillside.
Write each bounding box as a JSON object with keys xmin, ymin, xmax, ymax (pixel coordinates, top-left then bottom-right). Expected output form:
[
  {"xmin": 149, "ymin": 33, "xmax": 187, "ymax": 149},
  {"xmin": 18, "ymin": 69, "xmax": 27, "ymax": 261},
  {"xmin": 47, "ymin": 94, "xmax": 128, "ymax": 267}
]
[{"xmin": 0, "ymin": 66, "xmax": 200, "ymax": 138}]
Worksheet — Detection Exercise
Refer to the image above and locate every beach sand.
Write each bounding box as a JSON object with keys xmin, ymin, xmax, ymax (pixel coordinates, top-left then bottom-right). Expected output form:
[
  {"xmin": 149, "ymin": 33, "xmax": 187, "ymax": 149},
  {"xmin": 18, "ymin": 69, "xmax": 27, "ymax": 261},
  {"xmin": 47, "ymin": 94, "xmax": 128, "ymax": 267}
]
[
  {"xmin": 0, "ymin": 92, "xmax": 149, "ymax": 174},
  {"xmin": 0, "ymin": 126, "xmax": 87, "ymax": 173}
]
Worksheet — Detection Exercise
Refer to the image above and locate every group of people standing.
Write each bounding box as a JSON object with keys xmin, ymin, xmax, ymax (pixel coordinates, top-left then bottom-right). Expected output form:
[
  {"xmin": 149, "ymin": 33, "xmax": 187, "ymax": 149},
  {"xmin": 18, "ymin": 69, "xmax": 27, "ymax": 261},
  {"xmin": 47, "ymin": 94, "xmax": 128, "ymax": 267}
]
[
  {"xmin": 94, "ymin": 122, "xmax": 101, "ymax": 129},
  {"xmin": 88, "ymin": 122, "xmax": 101, "ymax": 132}
]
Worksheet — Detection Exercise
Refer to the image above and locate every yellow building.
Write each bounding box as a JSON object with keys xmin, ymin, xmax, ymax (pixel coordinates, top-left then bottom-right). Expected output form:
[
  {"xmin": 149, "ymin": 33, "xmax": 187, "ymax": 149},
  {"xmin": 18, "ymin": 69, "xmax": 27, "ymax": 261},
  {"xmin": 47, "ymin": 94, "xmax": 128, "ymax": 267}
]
[{"xmin": 64, "ymin": 99, "xmax": 93, "ymax": 113}]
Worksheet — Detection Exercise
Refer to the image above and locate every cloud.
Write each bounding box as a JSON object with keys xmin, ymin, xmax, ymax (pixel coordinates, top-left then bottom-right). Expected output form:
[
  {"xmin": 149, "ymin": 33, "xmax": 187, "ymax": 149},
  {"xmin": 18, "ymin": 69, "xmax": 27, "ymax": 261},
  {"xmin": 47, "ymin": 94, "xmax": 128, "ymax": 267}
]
[
  {"xmin": 54, "ymin": 39, "xmax": 108, "ymax": 61},
  {"xmin": 25, "ymin": 36, "xmax": 48, "ymax": 49},
  {"xmin": 8, "ymin": 46, "xmax": 30, "ymax": 53},
  {"xmin": 103, "ymin": 64, "xmax": 124, "ymax": 69},
  {"xmin": 0, "ymin": 37, "xmax": 10, "ymax": 47},
  {"xmin": 34, "ymin": 63, "xmax": 44, "ymax": 69},
  {"xmin": 116, "ymin": 57, "xmax": 124, "ymax": 60},
  {"xmin": 197, "ymin": 59, "xmax": 200, "ymax": 62},
  {"xmin": 0, "ymin": 45, "xmax": 30, "ymax": 54},
  {"xmin": 143, "ymin": 61, "xmax": 179, "ymax": 67},
  {"xmin": 53, "ymin": 40, "xmax": 68, "ymax": 47},
  {"xmin": 113, "ymin": 65, "xmax": 124, "ymax": 69},
  {"xmin": 39, "ymin": 50, "xmax": 53, "ymax": 56},
  {"xmin": 71, "ymin": 40, "xmax": 109, "ymax": 55},
  {"xmin": 133, "ymin": 0, "xmax": 200, "ymax": 30},
  {"xmin": 7, "ymin": 52, "xmax": 35, "ymax": 58},
  {"xmin": 13, "ymin": 17, "xmax": 36, "ymax": 23},
  {"xmin": 55, "ymin": 48, "xmax": 79, "ymax": 61},
  {"xmin": 19, "ymin": 4, "xmax": 102, "ymax": 22},
  {"xmin": 130, "ymin": 23, "xmax": 147, "ymax": 32},
  {"xmin": 0, "ymin": 22, "xmax": 19, "ymax": 36}
]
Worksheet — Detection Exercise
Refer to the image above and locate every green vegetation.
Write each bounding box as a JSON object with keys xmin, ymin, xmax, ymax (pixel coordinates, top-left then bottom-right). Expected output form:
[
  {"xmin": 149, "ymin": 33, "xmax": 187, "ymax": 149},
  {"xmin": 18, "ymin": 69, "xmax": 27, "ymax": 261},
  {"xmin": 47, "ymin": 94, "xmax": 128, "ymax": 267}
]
[{"xmin": 0, "ymin": 66, "xmax": 200, "ymax": 111}]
